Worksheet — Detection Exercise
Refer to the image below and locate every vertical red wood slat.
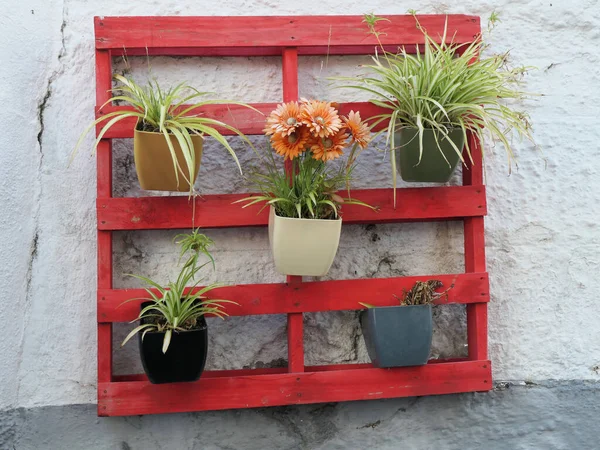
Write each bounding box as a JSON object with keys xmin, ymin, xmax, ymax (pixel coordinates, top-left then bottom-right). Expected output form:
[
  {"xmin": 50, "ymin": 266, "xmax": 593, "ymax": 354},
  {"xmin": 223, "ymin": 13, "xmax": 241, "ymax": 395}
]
[
  {"xmin": 96, "ymin": 49, "xmax": 114, "ymax": 384},
  {"xmin": 282, "ymin": 47, "xmax": 305, "ymax": 373},
  {"xmin": 463, "ymin": 133, "xmax": 488, "ymax": 361}
]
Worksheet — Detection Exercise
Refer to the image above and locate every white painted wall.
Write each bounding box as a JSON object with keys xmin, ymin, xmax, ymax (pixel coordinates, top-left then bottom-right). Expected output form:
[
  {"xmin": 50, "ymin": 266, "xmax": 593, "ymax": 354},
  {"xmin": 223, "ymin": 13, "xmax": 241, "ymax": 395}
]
[{"xmin": 1, "ymin": 0, "xmax": 598, "ymax": 410}]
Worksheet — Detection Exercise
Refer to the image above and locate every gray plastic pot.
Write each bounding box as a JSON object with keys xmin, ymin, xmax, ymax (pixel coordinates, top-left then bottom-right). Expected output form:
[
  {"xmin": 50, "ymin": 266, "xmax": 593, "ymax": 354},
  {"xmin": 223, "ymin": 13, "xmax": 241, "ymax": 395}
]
[
  {"xmin": 394, "ymin": 128, "xmax": 464, "ymax": 182},
  {"xmin": 360, "ymin": 304, "xmax": 432, "ymax": 368}
]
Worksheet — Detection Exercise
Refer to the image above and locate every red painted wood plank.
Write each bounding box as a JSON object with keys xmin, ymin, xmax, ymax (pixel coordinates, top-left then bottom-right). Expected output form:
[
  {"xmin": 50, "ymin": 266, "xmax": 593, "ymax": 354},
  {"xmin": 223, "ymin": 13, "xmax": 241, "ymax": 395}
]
[
  {"xmin": 98, "ymin": 272, "xmax": 489, "ymax": 323},
  {"xmin": 281, "ymin": 47, "xmax": 306, "ymax": 374},
  {"xmin": 463, "ymin": 134, "xmax": 488, "ymax": 361},
  {"xmin": 107, "ymin": 44, "xmax": 423, "ymax": 57},
  {"xmin": 113, "ymin": 358, "xmax": 469, "ymax": 382},
  {"xmin": 115, "ymin": 367, "xmax": 287, "ymax": 382},
  {"xmin": 98, "ymin": 360, "xmax": 491, "ymax": 416},
  {"xmin": 97, "ymin": 103, "xmax": 272, "ymax": 138},
  {"xmin": 282, "ymin": 47, "xmax": 299, "ymax": 102},
  {"xmin": 96, "ymin": 102, "xmax": 388, "ymax": 138},
  {"xmin": 96, "ymin": 49, "xmax": 113, "ymax": 385},
  {"xmin": 97, "ymin": 186, "xmax": 486, "ymax": 231},
  {"xmin": 95, "ymin": 15, "xmax": 480, "ymax": 53},
  {"xmin": 287, "ymin": 309, "xmax": 304, "ymax": 373}
]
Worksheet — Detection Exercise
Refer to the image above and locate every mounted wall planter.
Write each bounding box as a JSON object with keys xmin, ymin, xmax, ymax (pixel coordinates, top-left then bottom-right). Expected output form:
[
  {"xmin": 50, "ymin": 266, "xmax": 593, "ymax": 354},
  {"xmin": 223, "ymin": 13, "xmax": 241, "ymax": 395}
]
[
  {"xmin": 134, "ymin": 128, "xmax": 203, "ymax": 192},
  {"xmin": 268, "ymin": 207, "xmax": 342, "ymax": 276},
  {"xmin": 395, "ymin": 129, "xmax": 464, "ymax": 183},
  {"xmin": 139, "ymin": 303, "xmax": 208, "ymax": 384},
  {"xmin": 95, "ymin": 14, "xmax": 493, "ymax": 417},
  {"xmin": 360, "ymin": 304, "xmax": 433, "ymax": 367}
]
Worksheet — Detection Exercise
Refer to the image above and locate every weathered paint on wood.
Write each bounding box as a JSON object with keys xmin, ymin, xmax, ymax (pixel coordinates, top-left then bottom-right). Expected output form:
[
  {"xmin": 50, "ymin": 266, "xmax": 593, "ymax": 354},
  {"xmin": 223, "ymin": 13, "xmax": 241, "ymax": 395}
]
[
  {"xmin": 95, "ymin": 15, "xmax": 480, "ymax": 55},
  {"xmin": 96, "ymin": 186, "xmax": 487, "ymax": 230},
  {"xmin": 98, "ymin": 360, "xmax": 491, "ymax": 416},
  {"xmin": 98, "ymin": 272, "xmax": 489, "ymax": 323}
]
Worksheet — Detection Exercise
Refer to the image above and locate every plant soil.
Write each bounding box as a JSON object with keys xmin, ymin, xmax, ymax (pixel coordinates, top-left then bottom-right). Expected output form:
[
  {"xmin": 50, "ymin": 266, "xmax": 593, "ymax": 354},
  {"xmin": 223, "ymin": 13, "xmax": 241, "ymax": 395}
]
[{"xmin": 140, "ymin": 309, "xmax": 207, "ymax": 332}]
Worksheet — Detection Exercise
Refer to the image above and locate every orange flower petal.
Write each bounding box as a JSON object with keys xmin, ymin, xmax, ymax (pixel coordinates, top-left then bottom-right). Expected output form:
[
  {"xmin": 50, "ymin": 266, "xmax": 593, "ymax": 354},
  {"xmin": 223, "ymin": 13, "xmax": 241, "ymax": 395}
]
[
  {"xmin": 310, "ymin": 130, "xmax": 348, "ymax": 161},
  {"xmin": 343, "ymin": 110, "xmax": 371, "ymax": 149},
  {"xmin": 264, "ymin": 101, "xmax": 302, "ymax": 136},
  {"xmin": 271, "ymin": 125, "xmax": 310, "ymax": 159},
  {"xmin": 300, "ymin": 100, "xmax": 342, "ymax": 138}
]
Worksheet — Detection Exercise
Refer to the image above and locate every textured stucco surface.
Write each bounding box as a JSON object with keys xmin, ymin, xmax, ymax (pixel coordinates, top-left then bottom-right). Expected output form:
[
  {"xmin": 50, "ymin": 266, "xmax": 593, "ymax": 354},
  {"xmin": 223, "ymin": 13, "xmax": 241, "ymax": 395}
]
[
  {"xmin": 2, "ymin": 382, "xmax": 600, "ymax": 450},
  {"xmin": 1, "ymin": 0, "xmax": 599, "ymax": 425}
]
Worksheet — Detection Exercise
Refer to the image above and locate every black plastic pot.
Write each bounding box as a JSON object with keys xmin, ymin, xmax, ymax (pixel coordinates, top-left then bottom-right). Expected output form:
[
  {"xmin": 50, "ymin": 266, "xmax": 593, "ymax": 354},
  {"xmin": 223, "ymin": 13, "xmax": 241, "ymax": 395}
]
[
  {"xmin": 394, "ymin": 128, "xmax": 465, "ymax": 182},
  {"xmin": 138, "ymin": 302, "xmax": 208, "ymax": 384},
  {"xmin": 360, "ymin": 304, "xmax": 432, "ymax": 368}
]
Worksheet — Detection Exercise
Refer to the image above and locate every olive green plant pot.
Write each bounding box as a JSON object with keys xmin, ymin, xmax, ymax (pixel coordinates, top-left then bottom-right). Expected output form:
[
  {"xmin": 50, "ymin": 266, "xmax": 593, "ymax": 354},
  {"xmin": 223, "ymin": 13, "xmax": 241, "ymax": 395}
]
[
  {"xmin": 268, "ymin": 207, "xmax": 342, "ymax": 277},
  {"xmin": 133, "ymin": 128, "xmax": 203, "ymax": 192},
  {"xmin": 394, "ymin": 128, "xmax": 464, "ymax": 183}
]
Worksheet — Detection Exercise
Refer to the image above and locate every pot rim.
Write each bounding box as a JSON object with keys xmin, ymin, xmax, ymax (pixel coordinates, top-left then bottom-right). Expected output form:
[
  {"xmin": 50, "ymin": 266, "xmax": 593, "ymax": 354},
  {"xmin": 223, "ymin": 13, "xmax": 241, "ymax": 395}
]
[
  {"xmin": 134, "ymin": 125, "xmax": 204, "ymax": 141},
  {"xmin": 140, "ymin": 325, "xmax": 207, "ymax": 336},
  {"xmin": 365, "ymin": 304, "xmax": 432, "ymax": 311},
  {"xmin": 139, "ymin": 301, "xmax": 208, "ymax": 333},
  {"xmin": 395, "ymin": 126, "xmax": 462, "ymax": 133},
  {"xmin": 271, "ymin": 206, "xmax": 342, "ymax": 223}
]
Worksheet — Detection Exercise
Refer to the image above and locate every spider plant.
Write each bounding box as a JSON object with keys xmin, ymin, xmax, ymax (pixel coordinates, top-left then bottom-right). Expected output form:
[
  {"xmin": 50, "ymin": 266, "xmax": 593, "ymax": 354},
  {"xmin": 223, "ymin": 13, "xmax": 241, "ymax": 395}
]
[
  {"xmin": 121, "ymin": 231, "xmax": 235, "ymax": 353},
  {"xmin": 174, "ymin": 228, "xmax": 215, "ymax": 270},
  {"xmin": 236, "ymin": 148, "xmax": 374, "ymax": 220},
  {"xmin": 338, "ymin": 13, "xmax": 535, "ymax": 204},
  {"xmin": 74, "ymin": 74, "xmax": 259, "ymax": 194}
]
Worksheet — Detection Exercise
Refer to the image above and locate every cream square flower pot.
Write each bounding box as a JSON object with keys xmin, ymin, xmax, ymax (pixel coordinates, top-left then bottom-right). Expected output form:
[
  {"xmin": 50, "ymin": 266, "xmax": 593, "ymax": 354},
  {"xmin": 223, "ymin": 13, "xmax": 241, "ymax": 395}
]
[{"xmin": 268, "ymin": 207, "xmax": 342, "ymax": 277}]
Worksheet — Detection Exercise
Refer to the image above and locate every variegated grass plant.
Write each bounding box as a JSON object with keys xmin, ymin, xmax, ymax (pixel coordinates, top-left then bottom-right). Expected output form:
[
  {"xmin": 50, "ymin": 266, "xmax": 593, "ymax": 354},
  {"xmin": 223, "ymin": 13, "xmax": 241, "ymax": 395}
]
[
  {"xmin": 121, "ymin": 230, "xmax": 235, "ymax": 353},
  {"xmin": 338, "ymin": 13, "xmax": 536, "ymax": 205},
  {"xmin": 74, "ymin": 74, "xmax": 258, "ymax": 195}
]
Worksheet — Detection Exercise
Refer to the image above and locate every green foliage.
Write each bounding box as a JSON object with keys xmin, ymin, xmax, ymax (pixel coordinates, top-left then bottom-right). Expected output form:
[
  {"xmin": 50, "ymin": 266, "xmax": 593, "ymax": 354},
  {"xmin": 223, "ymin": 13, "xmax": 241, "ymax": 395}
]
[
  {"xmin": 236, "ymin": 148, "xmax": 375, "ymax": 220},
  {"xmin": 363, "ymin": 12, "xmax": 390, "ymax": 35},
  {"xmin": 121, "ymin": 230, "xmax": 235, "ymax": 353},
  {"xmin": 174, "ymin": 228, "xmax": 215, "ymax": 270},
  {"xmin": 338, "ymin": 13, "xmax": 536, "ymax": 203},
  {"xmin": 74, "ymin": 74, "xmax": 259, "ymax": 195}
]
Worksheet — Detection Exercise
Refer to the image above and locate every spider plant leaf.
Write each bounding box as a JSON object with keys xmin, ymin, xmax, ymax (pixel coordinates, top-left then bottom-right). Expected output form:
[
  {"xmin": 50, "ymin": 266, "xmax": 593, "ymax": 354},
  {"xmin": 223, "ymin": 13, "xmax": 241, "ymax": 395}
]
[
  {"xmin": 162, "ymin": 329, "xmax": 172, "ymax": 354},
  {"xmin": 185, "ymin": 123, "xmax": 242, "ymax": 174},
  {"xmin": 121, "ymin": 324, "xmax": 156, "ymax": 347},
  {"xmin": 126, "ymin": 274, "xmax": 166, "ymax": 293},
  {"xmin": 359, "ymin": 302, "xmax": 376, "ymax": 309},
  {"xmin": 160, "ymin": 127, "xmax": 183, "ymax": 188}
]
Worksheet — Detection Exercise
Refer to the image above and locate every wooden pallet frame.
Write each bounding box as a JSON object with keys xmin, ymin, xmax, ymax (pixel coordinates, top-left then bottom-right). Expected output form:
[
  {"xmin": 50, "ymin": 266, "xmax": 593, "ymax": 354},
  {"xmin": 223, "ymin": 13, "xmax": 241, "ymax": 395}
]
[{"xmin": 94, "ymin": 14, "xmax": 490, "ymax": 417}]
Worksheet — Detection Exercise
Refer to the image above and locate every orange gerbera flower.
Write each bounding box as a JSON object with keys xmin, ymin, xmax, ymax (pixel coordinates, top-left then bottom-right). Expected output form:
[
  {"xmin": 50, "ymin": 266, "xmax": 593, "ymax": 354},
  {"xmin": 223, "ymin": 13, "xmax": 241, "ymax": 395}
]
[
  {"xmin": 310, "ymin": 129, "xmax": 349, "ymax": 161},
  {"xmin": 343, "ymin": 111, "xmax": 371, "ymax": 149},
  {"xmin": 264, "ymin": 101, "xmax": 302, "ymax": 136},
  {"xmin": 271, "ymin": 126, "xmax": 309, "ymax": 159},
  {"xmin": 299, "ymin": 99, "xmax": 342, "ymax": 138}
]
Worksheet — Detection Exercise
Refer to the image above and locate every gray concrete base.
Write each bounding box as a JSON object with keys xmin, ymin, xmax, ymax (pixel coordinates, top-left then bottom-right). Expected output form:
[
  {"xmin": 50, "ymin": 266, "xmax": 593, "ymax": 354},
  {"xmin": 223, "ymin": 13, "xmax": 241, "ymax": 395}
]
[{"xmin": 2, "ymin": 382, "xmax": 599, "ymax": 450}]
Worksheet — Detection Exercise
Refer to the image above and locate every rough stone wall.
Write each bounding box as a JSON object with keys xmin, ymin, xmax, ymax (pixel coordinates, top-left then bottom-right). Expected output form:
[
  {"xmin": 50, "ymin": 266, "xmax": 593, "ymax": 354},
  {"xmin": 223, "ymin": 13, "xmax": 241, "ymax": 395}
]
[
  {"xmin": 1, "ymin": 0, "xmax": 599, "ymax": 422},
  {"xmin": 3, "ymin": 382, "xmax": 600, "ymax": 450}
]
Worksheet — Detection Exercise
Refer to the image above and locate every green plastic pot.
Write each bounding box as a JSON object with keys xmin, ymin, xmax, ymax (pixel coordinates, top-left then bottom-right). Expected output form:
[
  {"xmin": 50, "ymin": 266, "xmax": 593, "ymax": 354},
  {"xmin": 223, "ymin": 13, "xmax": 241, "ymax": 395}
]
[{"xmin": 394, "ymin": 128, "xmax": 465, "ymax": 183}]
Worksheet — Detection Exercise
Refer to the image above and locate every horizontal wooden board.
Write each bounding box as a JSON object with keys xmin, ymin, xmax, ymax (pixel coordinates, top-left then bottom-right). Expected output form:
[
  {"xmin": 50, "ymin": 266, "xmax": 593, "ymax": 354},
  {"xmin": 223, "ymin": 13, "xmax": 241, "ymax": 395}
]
[
  {"xmin": 108, "ymin": 44, "xmax": 427, "ymax": 57},
  {"xmin": 98, "ymin": 272, "xmax": 489, "ymax": 322},
  {"xmin": 96, "ymin": 102, "xmax": 387, "ymax": 138},
  {"xmin": 97, "ymin": 186, "xmax": 486, "ymax": 231},
  {"xmin": 98, "ymin": 360, "xmax": 491, "ymax": 416},
  {"xmin": 113, "ymin": 358, "xmax": 471, "ymax": 382},
  {"xmin": 95, "ymin": 15, "xmax": 480, "ymax": 55}
]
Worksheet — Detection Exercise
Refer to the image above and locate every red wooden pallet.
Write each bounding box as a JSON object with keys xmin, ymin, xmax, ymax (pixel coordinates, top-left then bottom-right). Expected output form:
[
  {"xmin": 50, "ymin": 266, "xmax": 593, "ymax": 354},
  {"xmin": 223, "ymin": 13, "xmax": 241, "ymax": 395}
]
[{"xmin": 94, "ymin": 14, "xmax": 490, "ymax": 417}]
